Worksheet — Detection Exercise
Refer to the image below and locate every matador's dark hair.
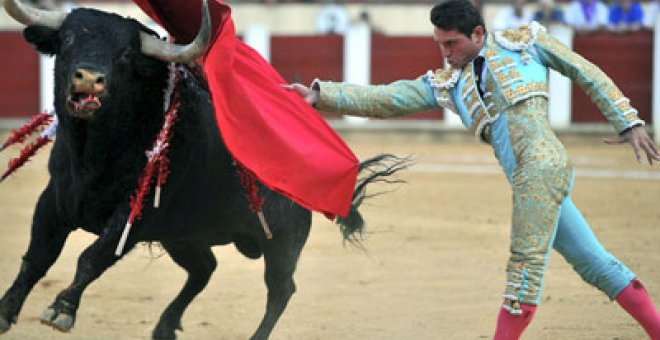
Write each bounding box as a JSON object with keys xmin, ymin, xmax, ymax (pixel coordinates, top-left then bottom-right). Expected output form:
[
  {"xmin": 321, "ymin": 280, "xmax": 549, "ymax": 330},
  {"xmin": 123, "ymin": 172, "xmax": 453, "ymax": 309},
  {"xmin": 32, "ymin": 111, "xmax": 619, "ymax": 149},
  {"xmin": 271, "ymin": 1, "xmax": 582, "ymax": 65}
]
[{"xmin": 430, "ymin": 0, "xmax": 487, "ymax": 38}]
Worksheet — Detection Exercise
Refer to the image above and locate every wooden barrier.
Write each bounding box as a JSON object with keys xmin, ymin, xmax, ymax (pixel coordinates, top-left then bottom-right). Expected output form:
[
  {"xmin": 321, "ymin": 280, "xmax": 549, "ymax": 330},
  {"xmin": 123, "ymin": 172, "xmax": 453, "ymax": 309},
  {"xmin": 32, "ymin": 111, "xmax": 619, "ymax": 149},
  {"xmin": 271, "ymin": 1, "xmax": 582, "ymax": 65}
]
[
  {"xmin": 0, "ymin": 31, "xmax": 654, "ymax": 125},
  {"xmin": 0, "ymin": 32, "xmax": 39, "ymax": 118},
  {"xmin": 572, "ymin": 30, "xmax": 653, "ymax": 124},
  {"xmin": 371, "ymin": 34, "xmax": 443, "ymax": 119},
  {"xmin": 271, "ymin": 35, "xmax": 343, "ymax": 85}
]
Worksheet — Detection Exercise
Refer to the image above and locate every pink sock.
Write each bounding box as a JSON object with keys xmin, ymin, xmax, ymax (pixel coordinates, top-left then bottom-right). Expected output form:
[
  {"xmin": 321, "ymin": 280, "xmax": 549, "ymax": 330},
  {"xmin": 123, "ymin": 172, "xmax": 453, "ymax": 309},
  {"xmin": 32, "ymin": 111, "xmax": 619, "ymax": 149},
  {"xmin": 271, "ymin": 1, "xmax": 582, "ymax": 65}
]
[
  {"xmin": 493, "ymin": 303, "xmax": 537, "ymax": 340},
  {"xmin": 616, "ymin": 278, "xmax": 660, "ymax": 339}
]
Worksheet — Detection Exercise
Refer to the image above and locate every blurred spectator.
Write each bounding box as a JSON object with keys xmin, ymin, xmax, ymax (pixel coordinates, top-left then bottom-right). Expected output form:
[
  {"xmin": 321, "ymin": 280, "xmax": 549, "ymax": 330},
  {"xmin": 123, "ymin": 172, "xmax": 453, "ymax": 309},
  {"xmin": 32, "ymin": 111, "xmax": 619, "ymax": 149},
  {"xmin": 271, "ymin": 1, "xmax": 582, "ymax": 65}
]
[
  {"xmin": 643, "ymin": 0, "xmax": 659, "ymax": 28},
  {"xmin": 315, "ymin": 1, "xmax": 350, "ymax": 35},
  {"xmin": 565, "ymin": 0, "xmax": 609, "ymax": 33},
  {"xmin": 607, "ymin": 0, "xmax": 644, "ymax": 32},
  {"xmin": 492, "ymin": 0, "xmax": 533, "ymax": 31},
  {"xmin": 355, "ymin": 10, "xmax": 383, "ymax": 34},
  {"xmin": 533, "ymin": 0, "xmax": 566, "ymax": 26}
]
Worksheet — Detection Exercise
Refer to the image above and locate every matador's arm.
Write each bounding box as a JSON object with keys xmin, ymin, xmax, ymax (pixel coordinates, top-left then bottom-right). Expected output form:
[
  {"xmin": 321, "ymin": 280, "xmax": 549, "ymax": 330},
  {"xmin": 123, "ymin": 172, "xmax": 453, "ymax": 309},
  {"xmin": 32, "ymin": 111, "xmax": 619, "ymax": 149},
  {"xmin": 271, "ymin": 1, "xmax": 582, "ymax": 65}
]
[
  {"xmin": 533, "ymin": 30, "xmax": 644, "ymax": 133},
  {"xmin": 315, "ymin": 77, "xmax": 440, "ymax": 118}
]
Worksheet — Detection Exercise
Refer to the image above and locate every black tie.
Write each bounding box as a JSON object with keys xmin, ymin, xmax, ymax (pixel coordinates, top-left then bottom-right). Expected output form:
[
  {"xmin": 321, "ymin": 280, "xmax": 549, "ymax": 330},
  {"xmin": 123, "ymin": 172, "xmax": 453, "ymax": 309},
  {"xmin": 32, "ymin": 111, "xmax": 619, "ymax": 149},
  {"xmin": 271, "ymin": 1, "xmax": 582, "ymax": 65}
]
[{"xmin": 473, "ymin": 56, "xmax": 485, "ymax": 98}]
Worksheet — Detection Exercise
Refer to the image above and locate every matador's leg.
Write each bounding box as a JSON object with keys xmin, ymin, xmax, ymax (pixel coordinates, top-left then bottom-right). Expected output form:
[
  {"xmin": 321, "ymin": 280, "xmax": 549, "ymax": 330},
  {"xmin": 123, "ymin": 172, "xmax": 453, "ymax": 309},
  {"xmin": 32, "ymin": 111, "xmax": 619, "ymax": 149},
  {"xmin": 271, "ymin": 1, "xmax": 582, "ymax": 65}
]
[
  {"xmin": 553, "ymin": 195, "xmax": 635, "ymax": 298},
  {"xmin": 500, "ymin": 98, "xmax": 572, "ymax": 313},
  {"xmin": 554, "ymin": 196, "xmax": 660, "ymax": 338}
]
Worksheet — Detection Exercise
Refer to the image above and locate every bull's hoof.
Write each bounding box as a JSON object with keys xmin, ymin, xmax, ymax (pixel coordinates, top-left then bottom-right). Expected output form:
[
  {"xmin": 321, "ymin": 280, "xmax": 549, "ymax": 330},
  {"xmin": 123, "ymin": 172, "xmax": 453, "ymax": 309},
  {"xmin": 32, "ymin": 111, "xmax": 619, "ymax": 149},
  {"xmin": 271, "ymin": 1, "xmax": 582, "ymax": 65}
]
[
  {"xmin": 152, "ymin": 333, "xmax": 177, "ymax": 340},
  {"xmin": 40, "ymin": 306, "xmax": 75, "ymax": 332},
  {"xmin": 0, "ymin": 316, "xmax": 10, "ymax": 334},
  {"xmin": 151, "ymin": 319, "xmax": 182, "ymax": 340}
]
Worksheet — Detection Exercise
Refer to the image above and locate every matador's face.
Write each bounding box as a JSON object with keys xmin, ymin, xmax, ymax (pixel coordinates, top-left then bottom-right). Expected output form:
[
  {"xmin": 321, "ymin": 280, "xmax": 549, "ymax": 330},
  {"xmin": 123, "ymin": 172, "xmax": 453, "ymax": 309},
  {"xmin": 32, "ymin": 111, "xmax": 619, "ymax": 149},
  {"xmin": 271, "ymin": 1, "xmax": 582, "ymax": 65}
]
[{"xmin": 433, "ymin": 26, "xmax": 485, "ymax": 69}]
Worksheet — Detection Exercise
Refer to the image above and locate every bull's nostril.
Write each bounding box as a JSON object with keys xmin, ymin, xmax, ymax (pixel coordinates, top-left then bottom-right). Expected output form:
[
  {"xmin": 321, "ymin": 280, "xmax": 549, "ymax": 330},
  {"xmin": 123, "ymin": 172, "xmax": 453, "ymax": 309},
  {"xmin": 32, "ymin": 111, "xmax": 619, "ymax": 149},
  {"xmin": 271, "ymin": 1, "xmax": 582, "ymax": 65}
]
[
  {"xmin": 95, "ymin": 77, "xmax": 105, "ymax": 84},
  {"xmin": 74, "ymin": 71, "xmax": 83, "ymax": 79}
]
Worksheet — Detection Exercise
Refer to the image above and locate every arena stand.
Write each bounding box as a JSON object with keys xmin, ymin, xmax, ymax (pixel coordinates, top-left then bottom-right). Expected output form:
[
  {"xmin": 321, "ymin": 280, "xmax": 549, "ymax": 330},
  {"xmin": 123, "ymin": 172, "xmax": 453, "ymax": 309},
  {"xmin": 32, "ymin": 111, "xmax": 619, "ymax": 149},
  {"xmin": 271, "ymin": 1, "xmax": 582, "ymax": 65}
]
[{"xmin": 0, "ymin": 1, "xmax": 657, "ymax": 141}]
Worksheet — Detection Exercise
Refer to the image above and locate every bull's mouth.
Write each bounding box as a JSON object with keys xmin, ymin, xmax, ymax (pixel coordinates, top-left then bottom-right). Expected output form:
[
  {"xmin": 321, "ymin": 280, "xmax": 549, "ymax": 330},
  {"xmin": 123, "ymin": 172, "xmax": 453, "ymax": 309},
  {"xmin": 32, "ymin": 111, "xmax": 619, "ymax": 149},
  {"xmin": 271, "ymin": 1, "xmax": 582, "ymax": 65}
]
[{"xmin": 66, "ymin": 92, "xmax": 102, "ymax": 119}]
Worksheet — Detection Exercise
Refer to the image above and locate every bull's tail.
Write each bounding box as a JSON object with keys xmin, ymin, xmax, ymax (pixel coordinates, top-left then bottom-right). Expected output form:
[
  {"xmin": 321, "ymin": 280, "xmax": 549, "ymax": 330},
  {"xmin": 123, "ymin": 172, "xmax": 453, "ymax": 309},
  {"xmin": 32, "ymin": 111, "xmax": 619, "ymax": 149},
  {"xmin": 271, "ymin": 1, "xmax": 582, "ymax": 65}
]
[{"xmin": 336, "ymin": 154, "xmax": 412, "ymax": 245}]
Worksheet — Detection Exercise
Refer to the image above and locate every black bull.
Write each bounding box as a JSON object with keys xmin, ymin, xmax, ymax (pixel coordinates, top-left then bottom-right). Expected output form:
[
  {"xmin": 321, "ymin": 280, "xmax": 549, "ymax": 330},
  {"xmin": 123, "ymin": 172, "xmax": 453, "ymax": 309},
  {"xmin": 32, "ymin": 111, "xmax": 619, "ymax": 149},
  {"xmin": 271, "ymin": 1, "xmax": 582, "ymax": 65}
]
[{"xmin": 0, "ymin": 2, "xmax": 408, "ymax": 339}]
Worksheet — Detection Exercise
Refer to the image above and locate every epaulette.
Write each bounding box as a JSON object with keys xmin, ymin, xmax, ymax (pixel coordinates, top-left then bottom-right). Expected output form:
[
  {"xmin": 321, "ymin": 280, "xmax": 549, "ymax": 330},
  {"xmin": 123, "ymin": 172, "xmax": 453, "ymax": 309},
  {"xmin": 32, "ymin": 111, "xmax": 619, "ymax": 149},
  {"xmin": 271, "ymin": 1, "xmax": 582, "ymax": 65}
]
[
  {"xmin": 427, "ymin": 68, "xmax": 461, "ymax": 90},
  {"xmin": 494, "ymin": 21, "xmax": 546, "ymax": 52}
]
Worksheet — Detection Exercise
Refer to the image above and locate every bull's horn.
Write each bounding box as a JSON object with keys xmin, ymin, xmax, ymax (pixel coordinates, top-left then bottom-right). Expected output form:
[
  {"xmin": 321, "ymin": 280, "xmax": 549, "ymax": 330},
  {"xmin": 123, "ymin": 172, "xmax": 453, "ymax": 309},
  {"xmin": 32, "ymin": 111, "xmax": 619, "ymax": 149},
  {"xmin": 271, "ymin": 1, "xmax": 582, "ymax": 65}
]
[
  {"xmin": 3, "ymin": 0, "xmax": 66, "ymax": 28},
  {"xmin": 140, "ymin": 0, "xmax": 212, "ymax": 63}
]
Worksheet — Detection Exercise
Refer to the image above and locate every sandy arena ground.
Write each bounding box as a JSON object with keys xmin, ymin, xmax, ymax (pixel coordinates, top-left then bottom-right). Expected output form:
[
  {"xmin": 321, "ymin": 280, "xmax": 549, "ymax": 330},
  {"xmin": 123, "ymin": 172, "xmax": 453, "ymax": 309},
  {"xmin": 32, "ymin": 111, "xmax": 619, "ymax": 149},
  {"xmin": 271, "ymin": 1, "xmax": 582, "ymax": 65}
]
[{"xmin": 0, "ymin": 130, "xmax": 658, "ymax": 340}]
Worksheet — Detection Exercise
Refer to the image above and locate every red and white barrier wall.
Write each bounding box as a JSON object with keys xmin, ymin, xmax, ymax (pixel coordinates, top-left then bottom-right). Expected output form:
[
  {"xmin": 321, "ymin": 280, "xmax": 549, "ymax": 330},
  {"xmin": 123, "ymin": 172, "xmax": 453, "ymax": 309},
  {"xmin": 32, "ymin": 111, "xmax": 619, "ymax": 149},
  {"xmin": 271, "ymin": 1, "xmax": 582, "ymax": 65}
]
[{"xmin": 0, "ymin": 3, "xmax": 657, "ymax": 142}]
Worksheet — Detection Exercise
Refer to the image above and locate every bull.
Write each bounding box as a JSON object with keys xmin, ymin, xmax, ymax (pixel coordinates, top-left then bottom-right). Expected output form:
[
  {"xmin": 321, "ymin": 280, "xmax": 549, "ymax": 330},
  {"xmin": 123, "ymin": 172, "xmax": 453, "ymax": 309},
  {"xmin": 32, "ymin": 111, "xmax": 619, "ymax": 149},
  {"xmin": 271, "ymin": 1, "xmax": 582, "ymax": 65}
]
[{"xmin": 0, "ymin": 0, "xmax": 408, "ymax": 338}]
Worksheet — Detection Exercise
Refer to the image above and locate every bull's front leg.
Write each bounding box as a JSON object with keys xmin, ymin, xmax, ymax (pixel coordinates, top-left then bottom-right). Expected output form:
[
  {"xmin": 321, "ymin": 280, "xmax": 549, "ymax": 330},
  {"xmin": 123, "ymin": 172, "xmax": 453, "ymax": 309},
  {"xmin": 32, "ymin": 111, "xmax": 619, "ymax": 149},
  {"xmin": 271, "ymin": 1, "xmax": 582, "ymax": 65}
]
[
  {"xmin": 0, "ymin": 183, "xmax": 70, "ymax": 334},
  {"xmin": 40, "ymin": 209, "xmax": 136, "ymax": 332}
]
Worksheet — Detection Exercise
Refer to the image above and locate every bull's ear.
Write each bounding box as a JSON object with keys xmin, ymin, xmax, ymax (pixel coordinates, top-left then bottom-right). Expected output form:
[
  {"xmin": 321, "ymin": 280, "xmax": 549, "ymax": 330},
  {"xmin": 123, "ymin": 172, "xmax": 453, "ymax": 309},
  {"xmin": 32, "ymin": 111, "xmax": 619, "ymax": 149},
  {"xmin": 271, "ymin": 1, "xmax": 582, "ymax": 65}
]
[{"xmin": 23, "ymin": 26, "xmax": 60, "ymax": 55}]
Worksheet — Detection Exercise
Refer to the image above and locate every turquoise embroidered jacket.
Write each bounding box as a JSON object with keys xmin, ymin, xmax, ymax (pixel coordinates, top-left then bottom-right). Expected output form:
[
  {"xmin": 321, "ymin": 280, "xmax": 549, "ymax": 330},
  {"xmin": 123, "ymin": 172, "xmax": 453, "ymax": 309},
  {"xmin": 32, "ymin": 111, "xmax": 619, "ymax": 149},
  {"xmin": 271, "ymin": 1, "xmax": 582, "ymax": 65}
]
[{"xmin": 316, "ymin": 22, "xmax": 643, "ymax": 138}]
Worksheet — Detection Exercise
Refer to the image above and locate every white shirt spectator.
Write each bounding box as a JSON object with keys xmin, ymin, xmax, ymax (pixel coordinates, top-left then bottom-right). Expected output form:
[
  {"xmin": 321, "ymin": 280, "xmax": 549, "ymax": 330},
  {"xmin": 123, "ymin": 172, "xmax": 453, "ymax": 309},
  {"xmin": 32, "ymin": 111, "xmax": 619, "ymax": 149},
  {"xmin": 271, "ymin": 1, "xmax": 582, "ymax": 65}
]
[
  {"xmin": 315, "ymin": 3, "xmax": 349, "ymax": 35},
  {"xmin": 644, "ymin": 0, "xmax": 659, "ymax": 28},
  {"xmin": 565, "ymin": 0, "xmax": 609, "ymax": 31},
  {"xmin": 492, "ymin": 3, "xmax": 533, "ymax": 31}
]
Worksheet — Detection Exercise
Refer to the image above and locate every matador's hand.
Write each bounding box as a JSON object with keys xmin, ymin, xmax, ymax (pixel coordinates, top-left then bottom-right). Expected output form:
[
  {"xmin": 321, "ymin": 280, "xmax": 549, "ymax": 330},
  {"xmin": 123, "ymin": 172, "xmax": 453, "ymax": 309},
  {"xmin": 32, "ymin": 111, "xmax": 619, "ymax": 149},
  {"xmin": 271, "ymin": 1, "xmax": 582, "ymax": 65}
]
[
  {"xmin": 603, "ymin": 125, "xmax": 660, "ymax": 165},
  {"xmin": 281, "ymin": 83, "xmax": 319, "ymax": 106}
]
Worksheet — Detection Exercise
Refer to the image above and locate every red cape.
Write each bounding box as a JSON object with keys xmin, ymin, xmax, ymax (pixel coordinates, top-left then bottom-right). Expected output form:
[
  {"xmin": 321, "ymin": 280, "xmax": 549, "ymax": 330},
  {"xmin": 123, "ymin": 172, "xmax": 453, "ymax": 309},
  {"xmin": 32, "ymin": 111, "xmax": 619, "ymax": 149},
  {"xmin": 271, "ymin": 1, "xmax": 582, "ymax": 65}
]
[{"xmin": 132, "ymin": 0, "xmax": 358, "ymax": 219}]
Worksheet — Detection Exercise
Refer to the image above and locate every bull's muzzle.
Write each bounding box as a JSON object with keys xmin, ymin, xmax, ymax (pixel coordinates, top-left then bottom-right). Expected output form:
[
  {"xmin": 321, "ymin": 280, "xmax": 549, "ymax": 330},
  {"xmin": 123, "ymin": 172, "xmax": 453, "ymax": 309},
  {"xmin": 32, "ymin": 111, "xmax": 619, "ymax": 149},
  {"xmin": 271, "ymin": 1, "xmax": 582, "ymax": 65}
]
[
  {"xmin": 72, "ymin": 68, "xmax": 105, "ymax": 95},
  {"xmin": 66, "ymin": 68, "xmax": 105, "ymax": 119}
]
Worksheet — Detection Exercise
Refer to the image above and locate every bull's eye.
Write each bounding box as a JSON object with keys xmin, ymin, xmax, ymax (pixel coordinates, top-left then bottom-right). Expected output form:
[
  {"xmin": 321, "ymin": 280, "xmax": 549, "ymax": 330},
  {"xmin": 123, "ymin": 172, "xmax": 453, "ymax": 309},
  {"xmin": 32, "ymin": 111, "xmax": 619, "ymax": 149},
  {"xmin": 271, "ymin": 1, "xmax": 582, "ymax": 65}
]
[
  {"xmin": 62, "ymin": 33, "xmax": 74, "ymax": 49},
  {"xmin": 118, "ymin": 48, "xmax": 131, "ymax": 63}
]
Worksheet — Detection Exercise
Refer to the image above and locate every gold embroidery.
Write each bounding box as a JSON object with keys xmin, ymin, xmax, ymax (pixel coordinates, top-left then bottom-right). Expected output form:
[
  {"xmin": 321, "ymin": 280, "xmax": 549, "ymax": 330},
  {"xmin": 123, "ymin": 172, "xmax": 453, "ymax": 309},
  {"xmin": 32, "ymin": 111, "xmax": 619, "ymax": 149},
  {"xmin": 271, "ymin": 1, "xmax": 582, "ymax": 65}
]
[
  {"xmin": 458, "ymin": 63, "xmax": 494, "ymax": 135},
  {"xmin": 504, "ymin": 96, "xmax": 572, "ymax": 305},
  {"xmin": 503, "ymin": 82, "xmax": 548, "ymax": 101},
  {"xmin": 426, "ymin": 70, "xmax": 458, "ymax": 113},
  {"xmin": 500, "ymin": 25, "xmax": 533, "ymax": 46},
  {"xmin": 486, "ymin": 47, "xmax": 498, "ymax": 58},
  {"xmin": 615, "ymin": 101, "xmax": 630, "ymax": 112},
  {"xmin": 433, "ymin": 68, "xmax": 458, "ymax": 87},
  {"xmin": 490, "ymin": 60, "xmax": 503, "ymax": 74},
  {"xmin": 469, "ymin": 110, "xmax": 486, "ymax": 134},
  {"xmin": 461, "ymin": 63, "xmax": 475, "ymax": 95}
]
